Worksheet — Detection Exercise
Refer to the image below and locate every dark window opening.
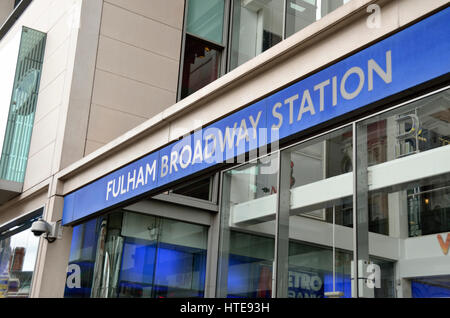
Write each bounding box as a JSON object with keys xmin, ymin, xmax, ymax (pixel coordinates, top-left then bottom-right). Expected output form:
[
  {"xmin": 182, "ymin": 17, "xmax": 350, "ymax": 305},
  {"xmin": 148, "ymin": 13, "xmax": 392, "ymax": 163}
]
[{"xmin": 180, "ymin": 35, "xmax": 221, "ymax": 99}]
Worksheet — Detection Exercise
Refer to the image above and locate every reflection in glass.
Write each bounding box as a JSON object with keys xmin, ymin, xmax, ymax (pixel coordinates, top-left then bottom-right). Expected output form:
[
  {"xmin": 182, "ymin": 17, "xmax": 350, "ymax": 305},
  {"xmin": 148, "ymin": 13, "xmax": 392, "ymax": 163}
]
[
  {"xmin": 64, "ymin": 217, "xmax": 103, "ymax": 298},
  {"xmin": 181, "ymin": 35, "xmax": 221, "ymax": 99},
  {"xmin": 171, "ymin": 175, "xmax": 213, "ymax": 201},
  {"xmin": 282, "ymin": 126, "xmax": 354, "ymax": 298},
  {"xmin": 411, "ymin": 277, "xmax": 450, "ymax": 298},
  {"xmin": 117, "ymin": 213, "xmax": 208, "ymax": 298},
  {"xmin": 186, "ymin": 0, "xmax": 225, "ymax": 44},
  {"xmin": 0, "ymin": 215, "xmax": 41, "ymax": 298},
  {"xmin": 0, "ymin": 27, "xmax": 46, "ymax": 183},
  {"xmin": 358, "ymin": 89, "xmax": 450, "ymax": 237},
  {"xmin": 227, "ymin": 232, "xmax": 274, "ymax": 298},
  {"xmin": 285, "ymin": 0, "xmax": 349, "ymax": 37},
  {"xmin": 288, "ymin": 242, "xmax": 353, "ymax": 298},
  {"xmin": 356, "ymin": 88, "xmax": 450, "ymax": 298},
  {"xmin": 229, "ymin": 0, "xmax": 283, "ymax": 70},
  {"xmin": 66, "ymin": 211, "xmax": 208, "ymax": 298},
  {"xmin": 217, "ymin": 154, "xmax": 279, "ymax": 298},
  {"xmin": 288, "ymin": 126, "xmax": 353, "ymax": 225}
]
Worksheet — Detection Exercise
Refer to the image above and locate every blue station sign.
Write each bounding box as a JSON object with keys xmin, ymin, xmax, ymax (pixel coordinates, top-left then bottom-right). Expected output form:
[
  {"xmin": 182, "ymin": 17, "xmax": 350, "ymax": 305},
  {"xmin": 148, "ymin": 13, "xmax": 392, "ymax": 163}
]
[{"xmin": 62, "ymin": 7, "xmax": 450, "ymax": 225}]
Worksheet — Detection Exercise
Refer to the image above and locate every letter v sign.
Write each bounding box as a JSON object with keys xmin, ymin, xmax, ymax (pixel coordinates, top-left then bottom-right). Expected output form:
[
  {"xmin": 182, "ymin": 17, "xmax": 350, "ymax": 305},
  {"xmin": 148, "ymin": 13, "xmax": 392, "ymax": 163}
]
[{"xmin": 437, "ymin": 233, "xmax": 450, "ymax": 255}]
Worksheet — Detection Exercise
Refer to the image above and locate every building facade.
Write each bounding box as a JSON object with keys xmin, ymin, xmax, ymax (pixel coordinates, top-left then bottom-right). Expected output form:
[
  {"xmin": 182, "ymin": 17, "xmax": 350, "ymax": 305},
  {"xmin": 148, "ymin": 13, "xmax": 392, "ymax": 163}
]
[{"xmin": 0, "ymin": 0, "xmax": 449, "ymax": 298}]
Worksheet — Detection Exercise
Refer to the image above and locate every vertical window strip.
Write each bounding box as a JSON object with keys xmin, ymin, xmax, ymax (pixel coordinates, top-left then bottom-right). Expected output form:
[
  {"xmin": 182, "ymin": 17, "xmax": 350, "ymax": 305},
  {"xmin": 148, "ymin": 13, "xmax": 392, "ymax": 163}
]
[{"xmin": 0, "ymin": 27, "xmax": 46, "ymax": 183}]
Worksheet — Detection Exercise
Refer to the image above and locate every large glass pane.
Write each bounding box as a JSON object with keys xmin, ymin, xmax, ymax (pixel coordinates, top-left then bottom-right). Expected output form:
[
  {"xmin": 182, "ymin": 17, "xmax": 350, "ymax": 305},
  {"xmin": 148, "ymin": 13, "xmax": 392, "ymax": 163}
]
[
  {"xmin": 64, "ymin": 217, "xmax": 104, "ymax": 298},
  {"xmin": 359, "ymin": 89, "xmax": 450, "ymax": 238},
  {"xmin": 288, "ymin": 242, "xmax": 353, "ymax": 298},
  {"xmin": 217, "ymin": 154, "xmax": 279, "ymax": 297},
  {"xmin": 0, "ymin": 27, "xmax": 46, "ymax": 183},
  {"xmin": 229, "ymin": 0, "xmax": 284, "ymax": 70},
  {"xmin": 280, "ymin": 126, "xmax": 356, "ymax": 298},
  {"xmin": 0, "ymin": 214, "xmax": 42, "ymax": 298},
  {"xmin": 356, "ymin": 88, "xmax": 450, "ymax": 298},
  {"xmin": 181, "ymin": 35, "xmax": 221, "ymax": 99},
  {"xmin": 69, "ymin": 211, "xmax": 209, "ymax": 298},
  {"xmin": 186, "ymin": 0, "xmax": 225, "ymax": 44},
  {"xmin": 118, "ymin": 213, "xmax": 208, "ymax": 298},
  {"xmin": 285, "ymin": 0, "xmax": 349, "ymax": 37},
  {"xmin": 411, "ymin": 277, "xmax": 450, "ymax": 298}
]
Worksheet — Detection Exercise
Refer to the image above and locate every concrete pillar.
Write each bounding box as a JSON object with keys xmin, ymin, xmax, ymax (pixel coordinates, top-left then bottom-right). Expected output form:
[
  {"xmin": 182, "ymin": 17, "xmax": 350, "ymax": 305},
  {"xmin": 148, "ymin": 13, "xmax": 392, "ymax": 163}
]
[{"xmin": 30, "ymin": 185, "xmax": 73, "ymax": 298}]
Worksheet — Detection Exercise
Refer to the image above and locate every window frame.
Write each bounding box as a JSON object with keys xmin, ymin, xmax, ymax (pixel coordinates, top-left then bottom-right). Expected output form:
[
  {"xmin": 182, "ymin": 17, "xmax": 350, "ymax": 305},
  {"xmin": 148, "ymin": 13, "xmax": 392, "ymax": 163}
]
[
  {"xmin": 0, "ymin": 206, "xmax": 44, "ymax": 298},
  {"xmin": 177, "ymin": 0, "xmax": 231, "ymax": 101}
]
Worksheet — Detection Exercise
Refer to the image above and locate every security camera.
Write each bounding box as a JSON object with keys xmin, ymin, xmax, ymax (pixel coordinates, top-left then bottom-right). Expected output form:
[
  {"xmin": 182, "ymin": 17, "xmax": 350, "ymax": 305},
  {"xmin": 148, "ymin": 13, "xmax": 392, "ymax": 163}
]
[
  {"xmin": 31, "ymin": 218, "xmax": 61, "ymax": 243},
  {"xmin": 31, "ymin": 218, "xmax": 51, "ymax": 236}
]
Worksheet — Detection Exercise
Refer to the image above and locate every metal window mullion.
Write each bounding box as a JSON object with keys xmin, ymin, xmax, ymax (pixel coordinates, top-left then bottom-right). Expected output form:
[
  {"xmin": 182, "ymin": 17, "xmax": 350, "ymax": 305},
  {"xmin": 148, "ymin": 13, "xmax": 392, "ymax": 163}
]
[
  {"xmin": 205, "ymin": 173, "xmax": 224, "ymax": 297},
  {"xmin": 216, "ymin": 171, "xmax": 232, "ymax": 297},
  {"xmin": 176, "ymin": 0, "xmax": 189, "ymax": 102},
  {"xmin": 352, "ymin": 122, "xmax": 358, "ymax": 298},
  {"xmin": 273, "ymin": 150, "xmax": 290, "ymax": 298},
  {"xmin": 282, "ymin": 0, "xmax": 287, "ymax": 40},
  {"xmin": 352, "ymin": 121, "xmax": 370, "ymax": 298},
  {"xmin": 219, "ymin": 0, "xmax": 230, "ymax": 76},
  {"xmin": 226, "ymin": 0, "xmax": 234, "ymax": 73}
]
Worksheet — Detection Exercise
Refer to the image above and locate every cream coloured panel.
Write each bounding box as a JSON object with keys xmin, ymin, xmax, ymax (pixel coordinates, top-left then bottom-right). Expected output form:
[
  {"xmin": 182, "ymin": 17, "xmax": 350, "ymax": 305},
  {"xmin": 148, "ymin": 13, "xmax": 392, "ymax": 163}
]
[
  {"xmin": 23, "ymin": 142, "xmax": 55, "ymax": 191},
  {"xmin": 104, "ymin": 0, "xmax": 185, "ymax": 30},
  {"xmin": 28, "ymin": 108, "xmax": 60, "ymax": 158},
  {"xmin": 92, "ymin": 69, "xmax": 176, "ymax": 120},
  {"xmin": 96, "ymin": 35, "xmax": 179, "ymax": 93},
  {"xmin": 87, "ymin": 104, "xmax": 148, "ymax": 145},
  {"xmin": 101, "ymin": 2, "xmax": 182, "ymax": 61},
  {"xmin": 84, "ymin": 139, "xmax": 106, "ymax": 156},
  {"xmin": 34, "ymin": 71, "xmax": 65, "ymax": 123}
]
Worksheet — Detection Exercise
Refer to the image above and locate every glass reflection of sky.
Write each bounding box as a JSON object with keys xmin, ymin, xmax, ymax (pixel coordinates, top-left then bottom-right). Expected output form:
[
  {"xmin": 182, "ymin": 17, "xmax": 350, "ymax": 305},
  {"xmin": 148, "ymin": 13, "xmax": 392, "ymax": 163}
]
[{"xmin": 3, "ymin": 229, "xmax": 39, "ymax": 272}]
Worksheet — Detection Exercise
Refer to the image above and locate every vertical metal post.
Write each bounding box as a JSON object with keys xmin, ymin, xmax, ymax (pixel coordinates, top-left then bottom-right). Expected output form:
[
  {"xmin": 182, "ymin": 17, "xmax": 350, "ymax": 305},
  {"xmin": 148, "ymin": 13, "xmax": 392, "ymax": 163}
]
[
  {"xmin": 273, "ymin": 150, "xmax": 290, "ymax": 298},
  {"xmin": 332, "ymin": 205, "xmax": 336, "ymax": 292},
  {"xmin": 215, "ymin": 171, "xmax": 232, "ymax": 298},
  {"xmin": 282, "ymin": 0, "xmax": 287, "ymax": 40},
  {"xmin": 204, "ymin": 173, "xmax": 222, "ymax": 297},
  {"xmin": 352, "ymin": 121, "xmax": 371, "ymax": 298},
  {"xmin": 352, "ymin": 122, "xmax": 358, "ymax": 298}
]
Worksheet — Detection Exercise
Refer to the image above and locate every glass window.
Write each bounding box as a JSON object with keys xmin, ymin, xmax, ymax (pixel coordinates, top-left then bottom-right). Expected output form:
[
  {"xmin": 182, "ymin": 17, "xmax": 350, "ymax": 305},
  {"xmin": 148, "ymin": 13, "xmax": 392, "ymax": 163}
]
[
  {"xmin": 287, "ymin": 126, "xmax": 353, "ymax": 225},
  {"xmin": 0, "ymin": 212, "xmax": 42, "ymax": 298},
  {"xmin": 226, "ymin": 232, "xmax": 274, "ymax": 298},
  {"xmin": 229, "ymin": 0, "xmax": 284, "ymax": 70},
  {"xmin": 355, "ymin": 88, "xmax": 450, "ymax": 298},
  {"xmin": 64, "ymin": 217, "xmax": 104, "ymax": 298},
  {"xmin": 187, "ymin": 0, "xmax": 225, "ymax": 44},
  {"xmin": 288, "ymin": 242, "xmax": 353, "ymax": 298},
  {"xmin": 0, "ymin": 27, "xmax": 46, "ymax": 183},
  {"xmin": 357, "ymin": 89, "xmax": 450, "ymax": 238},
  {"xmin": 65, "ymin": 211, "xmax": 208, "ymax": 298},
  {"xmin": 411, "ymin": 277, "xmax": 450, "ymax": 298},
  {"xmin": 285, "ymin": 0, "xmax": 350, "ymax": 38},
  {"xmin": 180, "ymin": 35, "xmax": 222, "ymax": 99},
  {"xmin": 217, "ymin": 153, "xmax": 279, "ymax": 298},
  {"xmin": 171, "ymin": 175, "xmax": 214, "ymax": 201},
  {"xmin": 179, "ymin": 0, "xmax": 350, "ymax": 99},
  {"xmin": 279, "ymin": 126, "xmax": 354, "ymax": 298}
]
